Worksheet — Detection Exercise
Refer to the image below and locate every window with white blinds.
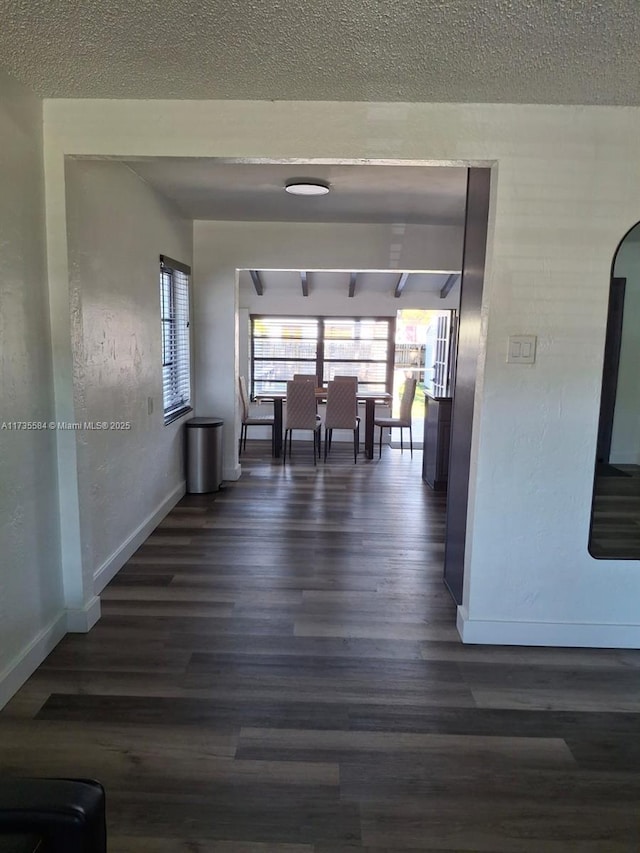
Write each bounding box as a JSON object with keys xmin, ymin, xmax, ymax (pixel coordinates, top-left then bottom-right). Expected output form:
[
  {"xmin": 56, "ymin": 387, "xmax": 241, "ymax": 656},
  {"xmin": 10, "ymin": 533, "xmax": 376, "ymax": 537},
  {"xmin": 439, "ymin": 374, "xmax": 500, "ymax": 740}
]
[
  {"xmin": 323, "ymin": 318, "xmax": 393, "ymax": 393},
  {"xmin": 160, "ymin": 255, "xmax": 192, "ymax": 424},
  {"xmin": 250, "ymin": 315, "xmax": 394, "ymax": 397},
  {"xmin": 252, "ymin": 317, "xmax": 319, "ymax": 396}
]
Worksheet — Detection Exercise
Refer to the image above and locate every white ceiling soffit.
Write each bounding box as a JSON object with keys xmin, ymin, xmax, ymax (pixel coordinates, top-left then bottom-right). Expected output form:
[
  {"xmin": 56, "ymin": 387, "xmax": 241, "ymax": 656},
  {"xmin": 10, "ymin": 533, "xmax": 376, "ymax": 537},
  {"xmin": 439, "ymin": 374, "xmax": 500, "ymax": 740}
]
[
  {"xmin": 240, "ymin": 270, "xmax": 461, "ymax": 300},
  {"xmin": 1, "ymin": 1, "xmax": 639, "ymax": 105},
  {"xmin": 123, "ymin": 160, "xmax": 469, "ymax": 225}
]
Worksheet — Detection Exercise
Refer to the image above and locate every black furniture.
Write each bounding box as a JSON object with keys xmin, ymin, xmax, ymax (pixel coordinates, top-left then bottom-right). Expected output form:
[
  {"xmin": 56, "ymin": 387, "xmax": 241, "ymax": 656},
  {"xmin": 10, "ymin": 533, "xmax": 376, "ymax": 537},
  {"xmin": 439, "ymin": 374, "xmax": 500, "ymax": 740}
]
[
  {"xmin": 422, "ymin": 392, "xmax": 452, "ymax": 491},
  {"xmin": 0, "ymin": 779, "xmax": 106, "ymax": 853}
]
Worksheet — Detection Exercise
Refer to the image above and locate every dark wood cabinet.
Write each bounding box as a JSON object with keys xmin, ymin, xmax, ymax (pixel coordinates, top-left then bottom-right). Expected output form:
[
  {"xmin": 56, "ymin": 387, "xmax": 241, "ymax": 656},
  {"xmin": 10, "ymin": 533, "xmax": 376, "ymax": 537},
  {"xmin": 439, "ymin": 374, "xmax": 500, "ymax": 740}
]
[{"xmin": 422, "ymin": 393, "xmax": 452, "ymax": 491}]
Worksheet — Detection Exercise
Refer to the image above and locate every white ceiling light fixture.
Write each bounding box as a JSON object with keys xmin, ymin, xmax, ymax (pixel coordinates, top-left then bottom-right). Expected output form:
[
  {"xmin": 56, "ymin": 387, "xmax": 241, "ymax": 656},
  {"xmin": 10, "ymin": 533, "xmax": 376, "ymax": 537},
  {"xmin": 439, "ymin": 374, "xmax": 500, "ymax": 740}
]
[{"xmin": 285, "ymin": 179, "xmax": 330, "ymax": 196}]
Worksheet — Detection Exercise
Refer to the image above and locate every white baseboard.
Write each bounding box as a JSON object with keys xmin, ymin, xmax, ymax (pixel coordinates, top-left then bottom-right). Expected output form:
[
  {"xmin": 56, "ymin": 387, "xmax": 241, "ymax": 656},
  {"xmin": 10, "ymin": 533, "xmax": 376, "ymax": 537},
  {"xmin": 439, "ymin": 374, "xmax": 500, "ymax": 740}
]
[
  {"xmin": 224, "ymin": 464, "xmax": 241, "ymax": 481},
  {"xmin": 66, "ymin": 595, "xmax": 101, "ymax": 633},
  {"xmin": 457, "ymin": 606, "xmax": 640, "ymax": 648},
  {"xmin": 0, "ymin": 611, "xmax": 67, "ymax": 710},
  {"xmin": 93, "ymin": 481, "xmax": 186, "ymax": 594}
]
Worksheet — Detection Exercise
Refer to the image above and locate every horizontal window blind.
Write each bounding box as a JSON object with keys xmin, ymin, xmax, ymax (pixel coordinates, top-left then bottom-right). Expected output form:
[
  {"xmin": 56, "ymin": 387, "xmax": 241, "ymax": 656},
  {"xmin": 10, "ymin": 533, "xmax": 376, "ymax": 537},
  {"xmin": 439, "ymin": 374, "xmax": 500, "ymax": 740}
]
[
  {"xmin": 252, "ymin": 317, "xmax": 319, "ymax": 396},
  {"xmin": 323, "ymin": 318, "xmax": 392, "ymax": 392},
  {"xmin": 160, "ymin": 258, "xmax": 191, "ymax": 423},
  {"xmin": 250, "ymin": 315, "xmax": 394, "ymax": 397}
]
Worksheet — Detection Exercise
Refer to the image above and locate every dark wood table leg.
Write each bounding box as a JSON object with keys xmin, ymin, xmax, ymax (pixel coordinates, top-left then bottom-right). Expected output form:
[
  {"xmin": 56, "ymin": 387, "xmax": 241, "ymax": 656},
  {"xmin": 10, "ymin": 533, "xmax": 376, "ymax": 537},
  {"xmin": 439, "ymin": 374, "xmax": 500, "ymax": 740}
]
[
  {"xmin": 272, "ymin": 398, "xmax": 283, "ymax": 458},
  {"xmin": 364, "ymin": 398, "xmax": 375, "ymax": 459}
]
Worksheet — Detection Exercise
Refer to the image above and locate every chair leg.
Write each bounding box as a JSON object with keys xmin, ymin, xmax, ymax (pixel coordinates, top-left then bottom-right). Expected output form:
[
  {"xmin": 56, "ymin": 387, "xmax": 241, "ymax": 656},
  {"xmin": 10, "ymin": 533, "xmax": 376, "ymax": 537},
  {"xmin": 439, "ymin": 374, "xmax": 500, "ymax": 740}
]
[
  {"xmin": 378, "ymin": 426, "xmax": 383, "ymax": 458},
  {"xmin": 238, "ymin": 426, "xmax": 243, "ymax": 457},
  {"xmin": 353, "ymin": 428, "xmax": 357, "ymax": 464},
  {"xmin": 409, "ymin": 426, "xmax": 413, "ymax": 458},
  {"xmin": 324, "ymin": 427, "xmax": 329, "ymax": 462},
  {"xmin": 400, "ymin": 428, "xmax": 403, "ymax": 453},
  {"xmin": 282, "ymin": 429, "xmax": 287, "ymax": 464}
]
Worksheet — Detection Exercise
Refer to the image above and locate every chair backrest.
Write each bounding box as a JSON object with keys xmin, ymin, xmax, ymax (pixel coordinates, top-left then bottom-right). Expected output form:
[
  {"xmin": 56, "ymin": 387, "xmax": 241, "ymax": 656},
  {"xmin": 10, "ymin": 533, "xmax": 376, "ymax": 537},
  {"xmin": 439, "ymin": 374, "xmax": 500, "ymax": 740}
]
[
  {"xmin": 238, "ymin": 376, "xmax": 250, "ymax": 421},
  {"xmin": 324, "ymin": 381, "xmax": 358, "ymax": 430},
  {"xmin": 285, "ymin": 380, "xmax": 319, "ymax": 430},
  {"xmin": 398, "ymin": 377, "xmax": 418, "ymax": 423},
  {"xmin": 332, "ymin": 375, "xmax": 358, "ymax": 388},
  {"xmin": 292, "ymin": 373, "xmax": 316, "ymax": 384}
]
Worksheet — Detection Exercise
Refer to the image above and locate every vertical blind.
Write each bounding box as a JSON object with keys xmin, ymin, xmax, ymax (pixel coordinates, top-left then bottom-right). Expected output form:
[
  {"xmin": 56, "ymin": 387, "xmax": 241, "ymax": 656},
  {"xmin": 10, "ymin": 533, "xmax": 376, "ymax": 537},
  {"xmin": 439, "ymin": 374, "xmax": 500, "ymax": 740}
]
[{"xmin": 160, "ymin": 256, "xmax": 191, "ymax": 423}]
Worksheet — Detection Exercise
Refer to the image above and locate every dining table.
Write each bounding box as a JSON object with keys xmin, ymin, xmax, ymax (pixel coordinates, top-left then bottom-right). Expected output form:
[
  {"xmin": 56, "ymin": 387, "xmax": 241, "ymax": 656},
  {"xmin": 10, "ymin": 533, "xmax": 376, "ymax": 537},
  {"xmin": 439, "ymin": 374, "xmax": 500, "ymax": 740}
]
[{"xmin": 255, "ymin": 389, "xmax": 393, "ymax": 460}]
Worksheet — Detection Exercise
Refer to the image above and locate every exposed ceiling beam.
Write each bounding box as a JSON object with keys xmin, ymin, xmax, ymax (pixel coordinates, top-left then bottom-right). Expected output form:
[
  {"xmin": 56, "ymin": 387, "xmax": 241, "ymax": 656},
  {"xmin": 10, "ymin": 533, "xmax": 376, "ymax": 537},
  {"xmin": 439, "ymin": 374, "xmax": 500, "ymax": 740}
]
[
  {"xmin": 394, "ymin": 273, "xmax": 410, "ymax": 299},
  {"xmin": 249, "ymin": 270, "xmax": 264, "ymax": 296},
  {"xmin": 301, "ymin": 271, "xmax": 309, "ymax": 297},
  {"xmin": 440, "ymin": 273, "xmax": 459, "ymax": 299},
  {"xmin": 348, "ymin": 272, "xmax": 357, "ymax": 298}
]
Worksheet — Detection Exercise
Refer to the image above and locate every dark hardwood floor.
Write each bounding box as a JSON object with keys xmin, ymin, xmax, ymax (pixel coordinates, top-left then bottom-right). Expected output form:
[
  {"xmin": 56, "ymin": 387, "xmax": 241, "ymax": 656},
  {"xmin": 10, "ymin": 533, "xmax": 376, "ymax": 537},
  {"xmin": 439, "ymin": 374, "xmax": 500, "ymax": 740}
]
[
  {"xmin": 2, "ymin": 441, "xmax": 640, "ymax": 851},
  {"xmin": 590, "ymin": 464, "xmax": 640, "ymax": 560}
]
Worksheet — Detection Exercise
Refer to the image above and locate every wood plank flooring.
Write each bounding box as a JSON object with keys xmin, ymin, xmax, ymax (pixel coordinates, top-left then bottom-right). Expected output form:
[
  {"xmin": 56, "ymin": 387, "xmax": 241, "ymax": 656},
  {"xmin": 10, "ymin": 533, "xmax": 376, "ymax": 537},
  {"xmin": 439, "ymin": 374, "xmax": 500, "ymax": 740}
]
[
  {"xmin": 2, "ymin": 442, "xmax": 640, "ymax": 851},
  {"xmin": 590, "ymin": 464, "xmax": 640, "ymax": 559}
]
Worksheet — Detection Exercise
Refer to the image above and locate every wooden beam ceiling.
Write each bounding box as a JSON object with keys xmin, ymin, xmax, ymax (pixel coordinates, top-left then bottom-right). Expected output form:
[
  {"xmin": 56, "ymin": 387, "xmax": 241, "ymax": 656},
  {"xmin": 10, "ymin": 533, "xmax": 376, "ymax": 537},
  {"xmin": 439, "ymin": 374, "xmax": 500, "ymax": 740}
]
[
  {"xmin": 249, "ymin": 270, "xmax": 264, "ymax": 295},
  {"xmin": 394, "ymin": 272, "xmax": 410, "ymax": 298},
  {"xmin": 440, "ymin": 273, "xmax": 459, "ymax": 299}
]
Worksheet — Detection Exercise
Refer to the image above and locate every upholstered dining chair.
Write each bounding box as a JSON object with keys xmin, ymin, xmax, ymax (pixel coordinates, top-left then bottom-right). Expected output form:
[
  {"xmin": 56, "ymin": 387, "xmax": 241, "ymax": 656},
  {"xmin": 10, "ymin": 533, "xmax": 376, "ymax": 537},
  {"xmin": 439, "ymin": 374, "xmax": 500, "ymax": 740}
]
[
  {"xmin": 328, "ymin": 376, "xmax": 360, "ymax": 450},
  {"xmin": 238, "ymin": 376, "xmax": 274, "ymax": 456},
  {"xmin": 375, "ymin": 377, "xmax": 417, "ymax": 458},
  {"xmin": 323, "ymin": 380, "xmax": 359, "ymax": 463},
  {"xmin": 292, "ymin": 372, "xmax": 322, "ymax": 421},
  {"xmin": 283, "ymin": 379, "xmax": 322, "ymax": 465}
]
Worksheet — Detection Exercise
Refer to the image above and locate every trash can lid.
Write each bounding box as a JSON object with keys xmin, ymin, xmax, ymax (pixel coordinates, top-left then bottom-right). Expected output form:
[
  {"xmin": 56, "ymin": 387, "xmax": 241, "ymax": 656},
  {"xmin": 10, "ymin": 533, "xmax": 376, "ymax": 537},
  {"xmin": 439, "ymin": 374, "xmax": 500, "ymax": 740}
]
[{"xmin": 186, "ymin": 417, "xmax": 224, "ymax": 427}]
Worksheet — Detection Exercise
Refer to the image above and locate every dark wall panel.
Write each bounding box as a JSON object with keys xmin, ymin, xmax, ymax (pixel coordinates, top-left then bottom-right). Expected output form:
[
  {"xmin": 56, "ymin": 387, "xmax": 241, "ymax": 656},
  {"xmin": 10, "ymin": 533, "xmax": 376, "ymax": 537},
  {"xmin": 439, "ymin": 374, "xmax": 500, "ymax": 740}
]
[{"xmin": 443, "ymin": 168, "xmax": 491, "ymax": 605}]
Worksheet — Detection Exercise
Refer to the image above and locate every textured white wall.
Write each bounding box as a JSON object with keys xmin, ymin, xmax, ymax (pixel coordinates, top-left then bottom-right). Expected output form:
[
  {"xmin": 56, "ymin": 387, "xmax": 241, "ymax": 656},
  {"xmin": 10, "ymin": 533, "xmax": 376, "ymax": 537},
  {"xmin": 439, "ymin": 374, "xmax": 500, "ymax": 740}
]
[
  {"xmin": 42, "ymin": 99, "xmax": 640, "ymax": 647},
  {"xmin": 0, "ymin": 71, "xmax": 64, "ymax": 707},
  {"xmin": 611, "ymin": 226, "xmax": 640, "ymax": 464},
  {"xmin": 65, "ymin": 160, "xmax": 193, "ymax": 589}
]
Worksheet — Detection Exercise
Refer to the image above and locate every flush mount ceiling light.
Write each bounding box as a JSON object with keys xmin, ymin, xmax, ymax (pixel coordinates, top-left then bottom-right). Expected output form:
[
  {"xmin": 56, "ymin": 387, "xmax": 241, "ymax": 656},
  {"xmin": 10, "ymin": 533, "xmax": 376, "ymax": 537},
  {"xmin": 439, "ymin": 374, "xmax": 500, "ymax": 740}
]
[{"xmin": 284, "ymin": 179, "xmax": 330, "ymax": 196}]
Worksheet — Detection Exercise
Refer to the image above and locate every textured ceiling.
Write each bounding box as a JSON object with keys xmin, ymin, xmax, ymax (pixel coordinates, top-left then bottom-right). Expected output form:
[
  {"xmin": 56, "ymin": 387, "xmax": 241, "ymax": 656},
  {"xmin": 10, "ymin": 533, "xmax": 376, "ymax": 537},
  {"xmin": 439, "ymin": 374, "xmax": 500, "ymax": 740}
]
[
  {"xmin": 123, "ymin": 160, "xmax": 468, "ymax": 224},
  {"xmin": 1, "ymin": 0, "xmax": 639, "ymax": 104}
]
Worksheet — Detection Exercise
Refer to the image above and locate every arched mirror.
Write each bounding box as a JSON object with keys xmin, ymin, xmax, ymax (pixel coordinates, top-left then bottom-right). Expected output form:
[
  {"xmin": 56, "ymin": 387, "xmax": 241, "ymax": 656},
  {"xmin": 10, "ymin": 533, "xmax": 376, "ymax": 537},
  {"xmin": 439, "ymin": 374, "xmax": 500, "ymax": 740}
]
[{"xmin": 589, "ymin": 221, "xmax": 640, "ymax": 558}]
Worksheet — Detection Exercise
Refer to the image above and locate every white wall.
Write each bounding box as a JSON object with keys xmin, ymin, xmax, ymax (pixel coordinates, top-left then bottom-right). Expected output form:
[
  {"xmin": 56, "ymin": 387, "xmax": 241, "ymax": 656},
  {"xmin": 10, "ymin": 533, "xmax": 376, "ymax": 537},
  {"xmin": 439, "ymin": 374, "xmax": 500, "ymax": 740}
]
[
  {"xmin": 0, "ymin": 70, "xmax": 64, "ymax": 708},
  {"xmin": 610, "ymin": 225, "xmax": 640, "ymax": 464},
  {"xmin": 42, "ymin": 99, "xmax": 640, "ymax": 648},
  {"xmin": 65, "ymin": 160, "xmax": 193, "ymax": 593}
]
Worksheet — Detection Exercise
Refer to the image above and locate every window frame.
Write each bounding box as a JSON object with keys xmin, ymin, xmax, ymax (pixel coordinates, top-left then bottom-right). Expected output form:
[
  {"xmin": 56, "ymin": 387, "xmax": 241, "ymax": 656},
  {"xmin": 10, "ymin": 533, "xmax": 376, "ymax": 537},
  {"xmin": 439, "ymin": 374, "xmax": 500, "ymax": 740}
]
[
  {"xmin": 160, "ymin": 255, "xmax": 192, "ymax": 425},
  {"xmin": 250, "ymin": 314, "xmax": 396, "ymax": 398}
]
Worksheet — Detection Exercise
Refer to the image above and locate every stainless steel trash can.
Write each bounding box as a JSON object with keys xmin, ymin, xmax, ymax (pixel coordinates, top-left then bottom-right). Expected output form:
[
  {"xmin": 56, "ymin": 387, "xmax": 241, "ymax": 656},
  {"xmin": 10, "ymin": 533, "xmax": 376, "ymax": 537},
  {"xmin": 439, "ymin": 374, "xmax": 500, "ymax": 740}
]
[{"xmin": 185, "ymin": 417, "xmax": 224, "ymax": 493}]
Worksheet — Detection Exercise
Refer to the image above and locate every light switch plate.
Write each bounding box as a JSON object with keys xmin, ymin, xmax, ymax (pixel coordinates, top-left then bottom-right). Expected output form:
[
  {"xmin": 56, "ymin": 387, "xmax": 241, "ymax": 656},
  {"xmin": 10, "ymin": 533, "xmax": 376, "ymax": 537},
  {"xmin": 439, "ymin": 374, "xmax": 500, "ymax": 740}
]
[{"xmin": 507, "ymin": 335, "xmax": 537, "ymax": 364}]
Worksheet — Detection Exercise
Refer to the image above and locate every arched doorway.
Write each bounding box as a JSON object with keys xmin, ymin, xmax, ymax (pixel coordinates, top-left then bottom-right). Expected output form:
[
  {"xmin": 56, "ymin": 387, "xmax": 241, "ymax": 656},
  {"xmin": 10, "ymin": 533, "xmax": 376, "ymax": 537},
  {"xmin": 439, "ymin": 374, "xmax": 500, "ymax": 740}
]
[{"xmin": 589, "ymin": 220, "xmax": 640, "ymax": 559}]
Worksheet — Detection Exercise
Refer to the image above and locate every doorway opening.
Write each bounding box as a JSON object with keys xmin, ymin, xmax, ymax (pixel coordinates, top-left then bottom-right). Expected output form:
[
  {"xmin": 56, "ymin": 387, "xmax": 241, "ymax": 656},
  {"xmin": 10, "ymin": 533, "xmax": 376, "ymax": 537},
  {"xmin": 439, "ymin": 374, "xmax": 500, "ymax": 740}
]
[
  {"xmin": 392, "ymin": 308, "xmax": 456, "ymax": 448},
  {"xmin": 589, "ymin": 220, "xmax": 640, "ymax": 559}
]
